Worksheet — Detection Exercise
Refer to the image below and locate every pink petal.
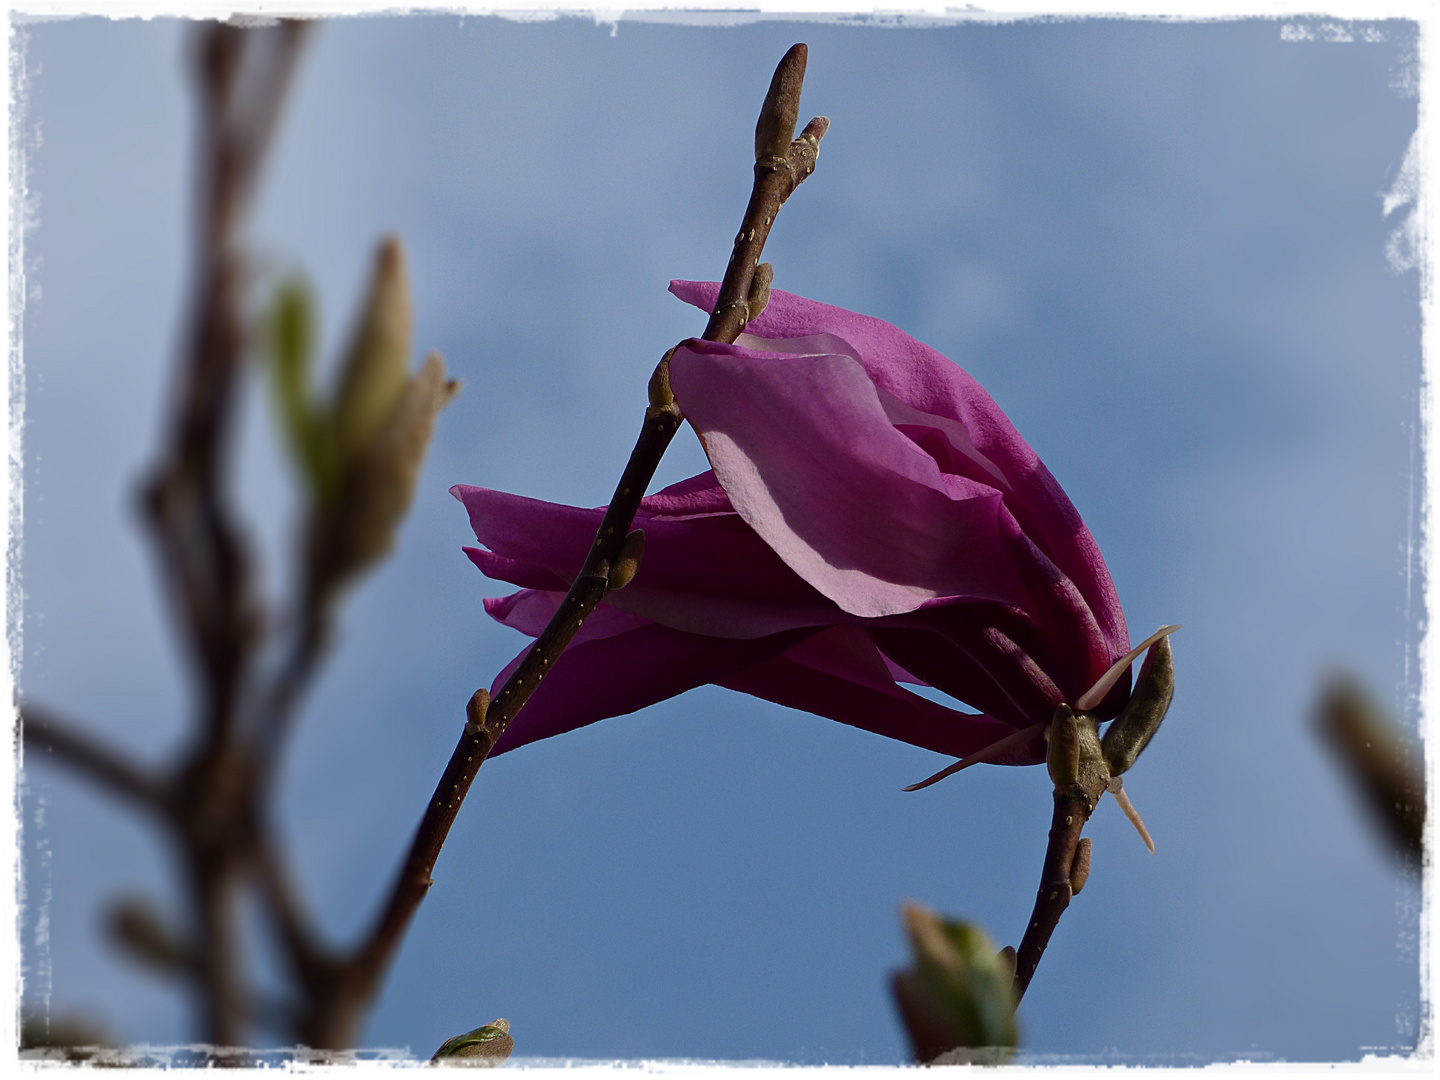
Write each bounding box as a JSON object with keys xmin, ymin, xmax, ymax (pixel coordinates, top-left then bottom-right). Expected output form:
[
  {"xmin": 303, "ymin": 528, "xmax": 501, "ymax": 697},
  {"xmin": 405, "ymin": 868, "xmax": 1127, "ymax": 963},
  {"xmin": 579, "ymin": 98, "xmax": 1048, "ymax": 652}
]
[
  {"xmin": 668, "ymin": 338, "xmax": 1029, "ymax": 618},
  {"xmin": 453, "ymin": 478, "xmax": 842, "ymax": 639},
  {"xmin": 670, "ymin": 280, "xmax": 1128, "ymax": 661},
  {"xmin": 487, "ymin": 620, "xmax": 812, "ymax": 756},
  {"xmin": 717, "ymin": 625, "xmax": 1042, "ymax": 764}
]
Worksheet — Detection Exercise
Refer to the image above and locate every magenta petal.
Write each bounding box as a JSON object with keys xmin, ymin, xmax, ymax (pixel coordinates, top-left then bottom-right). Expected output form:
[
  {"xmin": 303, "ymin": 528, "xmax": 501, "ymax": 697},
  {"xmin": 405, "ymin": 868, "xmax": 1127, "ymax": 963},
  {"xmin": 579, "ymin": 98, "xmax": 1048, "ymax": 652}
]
[
  {"xmin": 488, "ymin": 622, "xmax": 812, "ymax": 756},
  {"xmin": 716, "ymin": 625, "xmax": 1041, "ymax": 764},
  {"xmin": 484, "ymin": 588, "xmax": 652, "ymax": 643},
  {"xmin": 455, "ymin": 479, "xmax": 842, "ymax": 640},
  {"xmin": 669, "ymin": 280, "xmax": 1129, "ymax": 660},
  {"xmin": 669, "ymin": 339, "xmax": 1029, "ymax": 618}
]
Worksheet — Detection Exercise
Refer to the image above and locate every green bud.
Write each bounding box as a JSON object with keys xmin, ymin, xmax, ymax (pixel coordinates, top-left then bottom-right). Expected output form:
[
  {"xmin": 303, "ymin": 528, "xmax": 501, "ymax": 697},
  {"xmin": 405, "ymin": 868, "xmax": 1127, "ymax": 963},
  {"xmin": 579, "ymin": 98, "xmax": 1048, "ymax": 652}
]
[
  {"xmin": 341, "ymin": 352, "xmax": 460, "ymax": 575},
  {"xmin": 892, "ymin": 902, "xmax": 1018, "ymax": 1064},
  {"xmin": 1069, "ymin": 837, "xmax": 1093, "ymax": 895},
  {"xmin": 1102, "ymin": 634, "xmax": 1175, "ymax": 776},
  {"xmin": 265, "ymin": 276, "xmax": 338, "ymax": 501},
  {"xmin": 333, "ymin": 236, "xmax": 413, "ymax": 466},
  {"xmin": 431, "ymin": 1018, "xmax": 513, "ymax": 1065},
  {"xmin": 648, "ymin": 348, "xmax": 678, "ymax": 417},
  {"xmin": 1045, "ymin": 703, "xmax": 1080, "ymax": 787},
  {"xmin": 607, "ymin": 530, "xmax": 645, "ymax": 591}
]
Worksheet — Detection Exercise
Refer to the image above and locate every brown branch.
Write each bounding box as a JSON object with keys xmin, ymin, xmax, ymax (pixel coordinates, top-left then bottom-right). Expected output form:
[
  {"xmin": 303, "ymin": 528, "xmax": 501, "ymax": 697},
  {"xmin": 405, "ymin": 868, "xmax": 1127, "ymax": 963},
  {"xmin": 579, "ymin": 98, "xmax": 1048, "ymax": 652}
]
[
  {"xmin": 141, "ymin": 22, "xmax": 311, "ymax": 742},
  {"xmin": 347, "ymin": 42, "xmax": 831, "ymax": 1021},
  {"xmin": 132, "ymin": 21, "xmax": 311, "ymax": 1047},
  {"xmin": 20, "ymin": 704, "xmax": 168, "ymax": 812},
  {"xmin": 1012, "ymin": 784, "xmax": 1096, "ymax": 1000}
]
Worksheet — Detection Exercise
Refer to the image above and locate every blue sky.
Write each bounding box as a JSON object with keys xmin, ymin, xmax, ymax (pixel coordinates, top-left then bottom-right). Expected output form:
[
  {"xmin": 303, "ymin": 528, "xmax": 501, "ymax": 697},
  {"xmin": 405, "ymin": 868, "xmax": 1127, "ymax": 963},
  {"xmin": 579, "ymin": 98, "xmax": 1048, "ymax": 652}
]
[{"xmin": 16, "ymin": 14, "xmax": 1423, "ymax": 1063}]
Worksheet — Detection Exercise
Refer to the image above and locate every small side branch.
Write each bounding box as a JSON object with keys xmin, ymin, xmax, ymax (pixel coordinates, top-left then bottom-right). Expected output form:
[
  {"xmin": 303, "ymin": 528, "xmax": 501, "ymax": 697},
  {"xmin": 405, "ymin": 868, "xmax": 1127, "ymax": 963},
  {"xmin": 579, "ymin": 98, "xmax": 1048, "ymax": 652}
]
[{"xmin": 20, "ymin": 703, "xmax": 168, "ymax": 813}]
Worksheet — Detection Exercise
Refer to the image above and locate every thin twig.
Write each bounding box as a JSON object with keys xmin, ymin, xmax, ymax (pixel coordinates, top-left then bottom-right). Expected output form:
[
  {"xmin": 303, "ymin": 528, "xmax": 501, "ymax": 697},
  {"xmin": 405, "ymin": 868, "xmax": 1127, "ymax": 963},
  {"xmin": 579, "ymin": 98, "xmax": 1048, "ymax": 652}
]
[
  {"xmin": 351, "ymin": 42, "xmax": 830, "ymax": 1005},
  {"xmin": 19, "ymin": 704, "xmax": 167, "ymax": 811},
  {"xmin": 1012, "ymin": 783, "xmax": 1100, "ymax": 1000}
]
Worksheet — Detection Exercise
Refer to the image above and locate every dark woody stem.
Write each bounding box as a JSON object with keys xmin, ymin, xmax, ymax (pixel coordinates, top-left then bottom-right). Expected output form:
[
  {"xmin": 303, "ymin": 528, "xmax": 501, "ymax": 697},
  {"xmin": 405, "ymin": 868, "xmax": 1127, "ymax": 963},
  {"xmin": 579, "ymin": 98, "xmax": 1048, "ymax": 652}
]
[
  {"xmin": 1012, "ymin": 781, "xmax": 1102, "ymax": 1000},
  {"xmin": 354, "ymin": 42, "xmax": 829, "ymax": 1000}
]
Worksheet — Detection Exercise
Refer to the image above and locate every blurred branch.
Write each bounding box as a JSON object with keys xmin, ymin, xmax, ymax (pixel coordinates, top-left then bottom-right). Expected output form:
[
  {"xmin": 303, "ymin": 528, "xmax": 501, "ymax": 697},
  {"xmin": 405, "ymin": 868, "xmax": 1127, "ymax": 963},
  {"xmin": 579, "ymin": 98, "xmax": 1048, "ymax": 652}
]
[
  {"xmin": 20, "ymin": 703, "xmax": 167, "ymax": 811},
  {"xmin": 1315, "ymin": 672, "xmax": 1425, "ymax": 860},
  {"xmin": 351, "ymin": 41, "xmax": 831, "ymax": 1019},
  {"xmin": 135, "ymin": 20, "xmax": 311, "ymax": 1048}
]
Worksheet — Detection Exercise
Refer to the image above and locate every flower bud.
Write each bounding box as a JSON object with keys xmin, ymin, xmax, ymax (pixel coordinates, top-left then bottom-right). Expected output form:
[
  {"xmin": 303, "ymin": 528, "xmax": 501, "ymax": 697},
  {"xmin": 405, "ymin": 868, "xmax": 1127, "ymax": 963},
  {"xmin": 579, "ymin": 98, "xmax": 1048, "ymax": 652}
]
[
  {"xmin": 340, "ymin": 352, "xmax": 460, "ymax": 575},
  {"xmin": 432, "ymin": 1018, "xmax": 513, "ymax": 1065},
  {"xmin": 746, "ymin": 262, "xmax": 773, "ymax": 324},
  {"xmin": 265, "ymin": 277, "xmax": 338, "ymax": 500},
  {"xmin": 891, "ymin": 902, "xmax": 1018, "ymax": 1064},
  {"xmin": 607, "ymin": 530, "xmax": 645, "ymax": 591},
  {"xmin": 333, "ymin": 236, "xmax": 413, "ymax": 466},
  {"xmin": 1102, "ymin": 634, "xmax": 1174, "ymax": 776},
  {"xmin": 1069, "ymin": 837, "xmax": 1093, "ymax": 895},
  {"xmin": 1046, "ymin": 703, "xmax": 1080, "ymax": 787},
  {"xmin": 754, "ymin": 44, "xmax": 806, "ymax": 163}
]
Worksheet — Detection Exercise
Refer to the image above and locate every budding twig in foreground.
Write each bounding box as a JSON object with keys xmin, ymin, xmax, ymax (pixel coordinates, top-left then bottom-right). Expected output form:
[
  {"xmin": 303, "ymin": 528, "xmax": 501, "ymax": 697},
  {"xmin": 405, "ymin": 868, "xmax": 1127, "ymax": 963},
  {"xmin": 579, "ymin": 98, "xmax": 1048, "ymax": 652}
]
[{"xmin": 354, "ymin": 42, "xmax": 831, "ymax": 1007}]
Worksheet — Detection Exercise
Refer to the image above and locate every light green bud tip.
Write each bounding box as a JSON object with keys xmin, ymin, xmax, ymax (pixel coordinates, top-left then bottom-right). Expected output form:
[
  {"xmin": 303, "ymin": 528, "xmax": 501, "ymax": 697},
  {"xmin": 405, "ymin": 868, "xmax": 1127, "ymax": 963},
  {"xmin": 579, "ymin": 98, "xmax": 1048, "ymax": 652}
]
[
  {"xmin": 333, "ymin": 236, "xmax": 414, "ymax": 465},
  {"xmin": 897, "ymin": 902, "xmax": 1018, "ymax": 1062},
  {"xmin": 432, "ymin": 1018, "xmax": 513, "ymax": 1065}
]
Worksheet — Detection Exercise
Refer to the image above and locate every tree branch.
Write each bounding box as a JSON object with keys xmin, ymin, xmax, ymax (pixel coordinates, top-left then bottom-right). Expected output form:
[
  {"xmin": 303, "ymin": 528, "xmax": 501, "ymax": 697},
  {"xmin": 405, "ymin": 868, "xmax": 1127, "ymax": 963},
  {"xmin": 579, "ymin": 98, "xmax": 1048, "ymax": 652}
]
[
  {"xmin": 20, "ymin": 704, "xmax": 168, "ymax": 812},
  {"xmin": 349, "ymin": 41, "xmax": 831, "ymax": 1013}
]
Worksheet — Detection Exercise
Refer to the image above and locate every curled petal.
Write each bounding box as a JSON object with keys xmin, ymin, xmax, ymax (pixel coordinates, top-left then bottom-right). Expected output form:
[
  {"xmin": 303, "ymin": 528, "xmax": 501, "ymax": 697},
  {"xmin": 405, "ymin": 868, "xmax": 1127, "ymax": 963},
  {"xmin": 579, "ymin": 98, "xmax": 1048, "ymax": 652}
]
[
  {"xmin": 669, "ymin": 338, "xmax": 1027, "ymax": 617},
  {"xmin": 454, "ymin": 478, "xmax": 841, "ymax": 639},
  {"xmin": 670, "ymin": 279, "xmax": 1129, "ymax": 659}
]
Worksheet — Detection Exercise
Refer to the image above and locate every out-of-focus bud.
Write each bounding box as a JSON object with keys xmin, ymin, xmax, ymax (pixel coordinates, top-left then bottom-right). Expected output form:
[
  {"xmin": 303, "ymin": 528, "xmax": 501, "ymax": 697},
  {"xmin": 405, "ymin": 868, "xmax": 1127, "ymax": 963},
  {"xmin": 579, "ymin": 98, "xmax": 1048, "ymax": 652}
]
[
  {"xmin": 338, "ymin": 352, "xmax": 461, "ymax": 577},
  {"xmin": 890, "ymin": 902, "xmax": 1018, "ymax": 1065},
  {"xmin": 1046, "ymin": 704, "xmax": 1080, "ymax": 787},
  {"xmin": 431, "ymin": 1018, "xmax": 514, "ymax": 1065},
  {"xmin": 333, "ymin": 237, "xmax": 413, "ymax": 467},
  {"xmin": 104, "ymin": 896, "xmax": 194, "ymax": 977},
  {"xmin": 1315, "ymin": 672, "xmax": 1425, "ymax": 859},
  {"xmin": 755, "ymin": 44, "xmax": 806, "ymax": 163},
  {"xmin": 1102, "ymin": 635, "xmax": 1174, "ymax": 776},
  {"xmin": 607, "ymin": 530, "xmax": 646, "ymax": 591},
  {"xmin": 265, "ymin": 277, "xmax": 338, "ymax": 500}
]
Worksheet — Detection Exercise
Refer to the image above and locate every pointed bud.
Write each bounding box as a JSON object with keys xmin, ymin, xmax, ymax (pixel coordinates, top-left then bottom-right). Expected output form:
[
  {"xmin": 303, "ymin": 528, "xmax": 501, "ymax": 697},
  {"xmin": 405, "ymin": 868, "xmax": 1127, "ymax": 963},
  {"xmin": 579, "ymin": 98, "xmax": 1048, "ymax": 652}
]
[
  {"xmin": 996, "ymin": 946, "xmax": 1017, "ymax": 979},
  {"xmin": 891, "ymin": 902, "xmax": 1018, "ymax": 1064},
  {"xmin": 755, "ymin": 44, "xmax": 806, "ymax": 163},
  {"xmin": 1102, "ymin": 634, "xmax": 1174, "ymax": 776},
  {"xmin": 339, "ymin": 352, "xmax": 460, "ymax": 576},
  {"xmin": 333, "ymin": 236, "xmax": 413, "ymax": 466},
  {"xmin": 648, "ymin": 348, "xmax": 678, "ymax": 417},
  {"xmin": 1315, "ymin": 672, "xmax": 1425, "ymax": 858},
  {"xmin": 1046, "ymin": 703, "xmax": 1080, "ymax": 787},
  {"xmin": 607, "ymin": 530, "xmax": 645, "ymax": 591},
  {"xmin": 746, "ymin": 262, "xmax": 773, "ymax": 324},
  {"xmin": 265, "ymin": 276, "xmax": 337, "ymax": 500},
  {"xmin": 432, "ymin": 1018, "xmax": 513, "ymax": 1064},
  {"xmin": 1069, "ymin": 837, "xmax": 1092, "ymax": 895},
  {"xmin": 465, "ymin": 688, "xmax": 491, "ymax": 737}
]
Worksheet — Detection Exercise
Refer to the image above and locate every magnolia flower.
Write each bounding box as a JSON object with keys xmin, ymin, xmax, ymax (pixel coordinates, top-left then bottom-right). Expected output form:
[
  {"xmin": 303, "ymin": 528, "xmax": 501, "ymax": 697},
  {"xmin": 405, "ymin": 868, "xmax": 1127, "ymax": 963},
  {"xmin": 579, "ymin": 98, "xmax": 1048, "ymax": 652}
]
[{"xmin": 454, "ymin": 282, "xmax": 1137, "ymax": 772}]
